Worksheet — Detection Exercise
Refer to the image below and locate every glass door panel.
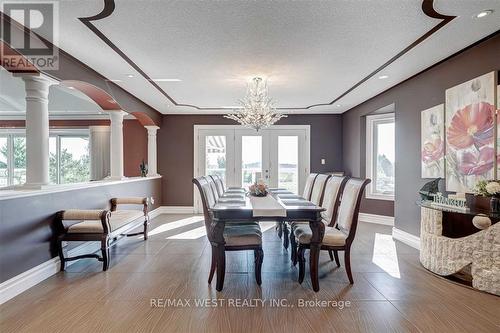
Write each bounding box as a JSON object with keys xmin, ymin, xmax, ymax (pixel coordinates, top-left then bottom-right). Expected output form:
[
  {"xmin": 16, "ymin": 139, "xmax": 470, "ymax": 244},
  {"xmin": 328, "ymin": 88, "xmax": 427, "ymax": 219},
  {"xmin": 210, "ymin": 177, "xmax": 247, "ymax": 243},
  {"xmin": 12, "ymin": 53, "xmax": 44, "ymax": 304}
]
[
  {"xmin": 278, "ymin": 136, "xmax": 299, "ymax": 193},
  {"xmin": 205, "ymin": 135, "xmax": 227, "ymax": 183},
  {"xmin": 241, "ymin": 135, "xmax": 262, "ymax": 188}
]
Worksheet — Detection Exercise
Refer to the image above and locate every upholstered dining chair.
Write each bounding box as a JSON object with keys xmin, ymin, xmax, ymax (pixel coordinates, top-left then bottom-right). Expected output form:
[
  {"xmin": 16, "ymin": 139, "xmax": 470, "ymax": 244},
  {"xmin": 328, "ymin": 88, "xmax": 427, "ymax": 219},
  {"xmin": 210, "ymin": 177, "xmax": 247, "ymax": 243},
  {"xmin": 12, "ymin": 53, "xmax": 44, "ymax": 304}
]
[
  {"xmin": 209, "ymin": 175, "xmax": 224, "ymax": 197},
  {"xmin": 276, "ymin": 173, "xmax": 319, "ymax": 239},
  {"xmin": 294, "ymin": 178, "xmax": 370, "ymax": 284},
  {"xmin": 193, "ymin": 176, "xmax": 264, "ymax": 288},
  {"xmin": 289, "ymin": 175, "xmax": 348, "ymax": 264},
  {"xmin": 280, "ymin": 173, "xmax": 331, "ymax": 248}
]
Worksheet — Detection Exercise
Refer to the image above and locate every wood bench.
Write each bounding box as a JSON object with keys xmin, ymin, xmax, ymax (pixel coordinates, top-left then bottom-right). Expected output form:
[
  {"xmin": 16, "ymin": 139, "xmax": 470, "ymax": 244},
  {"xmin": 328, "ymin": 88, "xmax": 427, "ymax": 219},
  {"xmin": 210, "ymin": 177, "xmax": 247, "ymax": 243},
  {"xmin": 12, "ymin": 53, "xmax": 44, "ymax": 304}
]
[{"xmin": 56, "ymin": 197, "xmax": 149, "ymax": 271}]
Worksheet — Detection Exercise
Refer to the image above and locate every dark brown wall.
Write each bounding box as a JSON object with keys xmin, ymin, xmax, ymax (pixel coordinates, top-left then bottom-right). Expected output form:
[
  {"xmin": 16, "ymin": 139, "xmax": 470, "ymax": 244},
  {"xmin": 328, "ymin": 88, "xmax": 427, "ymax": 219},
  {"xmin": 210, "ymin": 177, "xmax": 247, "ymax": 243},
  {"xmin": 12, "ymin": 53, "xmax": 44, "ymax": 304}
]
[
  {"xmin": 158, "ymin": 114, "xmax": 343, "ymax": 206},
  {"xmin": 123, "ymin": 119, "xmax": 148, "ymax": 177},
  {"xmin": 0, "ymin": 177, "xmax": 161, "ymax": 283},
  {"xmin": 342, "ymin": 34, "xmax": 500, "ymax": 236}
]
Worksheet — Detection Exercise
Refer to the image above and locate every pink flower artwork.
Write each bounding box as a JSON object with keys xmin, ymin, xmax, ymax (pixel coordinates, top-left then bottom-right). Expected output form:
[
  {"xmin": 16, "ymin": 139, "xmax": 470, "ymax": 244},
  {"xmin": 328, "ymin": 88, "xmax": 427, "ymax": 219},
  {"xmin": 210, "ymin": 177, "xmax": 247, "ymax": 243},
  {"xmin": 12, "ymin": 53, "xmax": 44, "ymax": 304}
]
[
  {"xmin": 458, "ymin": 146, "xmax": 495, "ymax": 176},
  {"xmin": 446, "ymin": 102, "xmax": 495, "ymax": 150},
  {"xmin": 421, "ymin": 137, "xmax": 444, "ymax": 164}
]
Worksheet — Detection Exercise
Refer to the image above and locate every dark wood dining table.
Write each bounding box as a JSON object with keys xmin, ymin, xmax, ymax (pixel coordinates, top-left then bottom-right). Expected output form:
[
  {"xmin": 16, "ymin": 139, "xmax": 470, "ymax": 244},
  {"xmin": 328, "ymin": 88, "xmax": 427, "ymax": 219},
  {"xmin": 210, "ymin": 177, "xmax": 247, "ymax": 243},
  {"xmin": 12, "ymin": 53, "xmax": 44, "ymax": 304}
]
[{"xmin": 210, "ymin": 189, "xmax": 325, "ymax": 292}]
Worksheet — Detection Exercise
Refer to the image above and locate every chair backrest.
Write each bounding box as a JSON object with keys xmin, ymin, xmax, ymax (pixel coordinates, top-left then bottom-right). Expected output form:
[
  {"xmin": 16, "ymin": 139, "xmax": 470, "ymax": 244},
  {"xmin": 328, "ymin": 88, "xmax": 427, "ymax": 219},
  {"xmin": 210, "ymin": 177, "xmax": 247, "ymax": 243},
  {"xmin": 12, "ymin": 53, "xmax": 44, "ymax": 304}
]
[
  {"xmin": 302, "ymin": 173, "xmax": 318, "ymax": 200},
  {"xmin": 192, "ymin": 176, "xmax": 216, "ymax": 241},
  {"xmin": 209, "ymin": 175, "xmax": 224, "ymax": 196},
  {"xmin": 207, "ymin": 176, "xmax": 220, "ymax": 200},
  {"xmin": 335, "ymin": 178, "xmax": 371, "ymax": 243},
  {"xmin": 309, "ymin": 174, "xmax": 331, "ymax": 205},
  {"xmin": 320, "ymin": 176, "xmax": 349, "ymax": 226}
]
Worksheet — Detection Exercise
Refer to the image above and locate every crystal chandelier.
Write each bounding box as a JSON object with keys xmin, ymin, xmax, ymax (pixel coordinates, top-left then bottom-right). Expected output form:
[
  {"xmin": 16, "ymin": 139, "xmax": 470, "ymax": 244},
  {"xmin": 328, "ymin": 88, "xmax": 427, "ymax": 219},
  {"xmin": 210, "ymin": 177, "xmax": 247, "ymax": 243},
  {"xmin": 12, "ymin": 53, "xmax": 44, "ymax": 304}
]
[{"xmin": 224, "ymin": 77, "xmax": 286, "ymax": 131}]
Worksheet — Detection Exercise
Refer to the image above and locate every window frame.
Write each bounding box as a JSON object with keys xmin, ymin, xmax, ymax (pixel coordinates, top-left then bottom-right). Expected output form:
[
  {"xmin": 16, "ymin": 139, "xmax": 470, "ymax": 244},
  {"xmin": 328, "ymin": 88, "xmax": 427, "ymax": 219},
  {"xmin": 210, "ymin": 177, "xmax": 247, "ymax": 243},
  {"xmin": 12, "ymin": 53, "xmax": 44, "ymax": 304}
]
[
  {"xmin": 0, "ymin": 128, "xmax": 90, "ymax": 187},
  {"xmin": 365, "ymin": 113, "xmax": 395, "ymax": 201}
]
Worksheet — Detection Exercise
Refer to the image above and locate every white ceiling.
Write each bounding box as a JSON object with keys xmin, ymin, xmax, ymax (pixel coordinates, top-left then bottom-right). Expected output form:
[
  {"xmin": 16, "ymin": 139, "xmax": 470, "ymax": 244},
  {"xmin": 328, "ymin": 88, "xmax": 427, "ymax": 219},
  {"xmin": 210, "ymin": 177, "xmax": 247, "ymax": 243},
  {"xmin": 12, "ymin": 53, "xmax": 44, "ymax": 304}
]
[{"xmin": 10, "ymin": 0, "xmax": 500, "ymax": 114}]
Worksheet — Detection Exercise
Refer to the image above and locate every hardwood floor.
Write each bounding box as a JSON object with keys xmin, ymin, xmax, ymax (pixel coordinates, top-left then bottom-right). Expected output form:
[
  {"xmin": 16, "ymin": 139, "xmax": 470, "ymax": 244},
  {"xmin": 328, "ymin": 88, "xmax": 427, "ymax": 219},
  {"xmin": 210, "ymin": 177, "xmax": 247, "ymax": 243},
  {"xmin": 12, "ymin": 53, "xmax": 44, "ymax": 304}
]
[{"xmin": 1, "ymin": 214, "xmax": 498, "ymax": 332}]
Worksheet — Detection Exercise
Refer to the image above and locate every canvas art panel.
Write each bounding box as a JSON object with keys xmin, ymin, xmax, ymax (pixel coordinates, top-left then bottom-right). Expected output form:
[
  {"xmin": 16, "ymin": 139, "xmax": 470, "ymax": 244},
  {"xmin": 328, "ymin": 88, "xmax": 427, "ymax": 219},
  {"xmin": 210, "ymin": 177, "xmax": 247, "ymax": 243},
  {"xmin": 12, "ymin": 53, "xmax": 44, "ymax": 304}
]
[
  {"xmin": 445, "ymin": 71, "xmax": 497, "ymax": 193},
  {"xmin": 421, "ymin": 104, "xmax": 445, "ymax": 178}
]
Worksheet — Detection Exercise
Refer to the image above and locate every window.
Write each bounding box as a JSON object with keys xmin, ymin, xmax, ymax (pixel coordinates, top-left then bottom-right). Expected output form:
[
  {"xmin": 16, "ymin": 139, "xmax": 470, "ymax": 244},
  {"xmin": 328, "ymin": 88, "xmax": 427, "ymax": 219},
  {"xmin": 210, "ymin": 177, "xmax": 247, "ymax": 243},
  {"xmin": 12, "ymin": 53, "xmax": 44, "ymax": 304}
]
[
  {"xmin": 366, "ymin": 113, "xmax": 395, "ymax": 200},
  {"xmin": 0, "ymin": 130, "xmax": 90, "ymax": 187}
]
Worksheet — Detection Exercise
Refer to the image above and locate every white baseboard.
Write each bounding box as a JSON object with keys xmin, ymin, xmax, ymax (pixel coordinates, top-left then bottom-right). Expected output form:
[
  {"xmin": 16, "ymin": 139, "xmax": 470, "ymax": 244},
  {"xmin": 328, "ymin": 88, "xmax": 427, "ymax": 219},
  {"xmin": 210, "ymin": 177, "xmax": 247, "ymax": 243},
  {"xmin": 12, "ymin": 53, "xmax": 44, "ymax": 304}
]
[
  {"xmin": 392, "ymin": 227, "xmax": 420, "ymax": 250},
  {"xmin": 359, "ymin": 213, "xmax": 394, "ymax": 226},
  {"xmin": 0, "ymin": 241, "xmax": 100, "ymax": 305}
]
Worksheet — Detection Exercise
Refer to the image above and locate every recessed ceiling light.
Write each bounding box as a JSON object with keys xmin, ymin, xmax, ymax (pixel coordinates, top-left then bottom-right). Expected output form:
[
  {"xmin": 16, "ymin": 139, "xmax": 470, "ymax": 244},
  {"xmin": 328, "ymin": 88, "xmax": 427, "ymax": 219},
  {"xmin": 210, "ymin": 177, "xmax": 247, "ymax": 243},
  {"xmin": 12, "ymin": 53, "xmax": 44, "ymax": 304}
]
[
  {"xmin": 336, "ymin": 104, "xmax": 341, "ymax": 107},
  {"xmin": 378, "ymin": 75, "xmax": 389, "ymax": 79},
  {"xmin": 67, "ymin": 86, "xmax": 75, "ymax": 90},
  {"xmin": 126, "ymin": 74, "xmax": 135, "ymax": 78},
  {"xmin": 151, "ymin": 78, "xmax": 181, "ymax": 82},
  {"xmin": 476, "ymin": 10, "xmax": 493, "ymax": 18},
  {"xmin": 108, "ymin": 79, "xmax": 122, "ymax": 82}
]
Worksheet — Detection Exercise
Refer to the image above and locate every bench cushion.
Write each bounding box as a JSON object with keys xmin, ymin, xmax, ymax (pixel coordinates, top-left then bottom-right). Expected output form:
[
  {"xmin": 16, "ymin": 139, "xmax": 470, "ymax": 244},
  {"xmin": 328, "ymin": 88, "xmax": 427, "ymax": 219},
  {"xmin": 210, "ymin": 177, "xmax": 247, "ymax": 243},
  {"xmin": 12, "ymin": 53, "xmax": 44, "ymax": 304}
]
[
  {"xmin": 295, "ymin": 226, "xmax": 347, "ymax": 246},
  {"xmin": 67, "ymin": 210, "xmax": 145, "ymax": 234}
]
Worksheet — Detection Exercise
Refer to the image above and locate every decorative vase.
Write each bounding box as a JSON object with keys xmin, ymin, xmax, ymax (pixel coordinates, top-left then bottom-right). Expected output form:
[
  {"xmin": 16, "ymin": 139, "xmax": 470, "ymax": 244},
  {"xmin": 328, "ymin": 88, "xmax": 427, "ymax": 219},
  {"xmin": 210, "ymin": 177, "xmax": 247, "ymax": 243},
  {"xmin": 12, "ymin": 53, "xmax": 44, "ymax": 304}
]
[{"xmin": 489, "ymin": 197, "xmax": 500, "ymax": 214}]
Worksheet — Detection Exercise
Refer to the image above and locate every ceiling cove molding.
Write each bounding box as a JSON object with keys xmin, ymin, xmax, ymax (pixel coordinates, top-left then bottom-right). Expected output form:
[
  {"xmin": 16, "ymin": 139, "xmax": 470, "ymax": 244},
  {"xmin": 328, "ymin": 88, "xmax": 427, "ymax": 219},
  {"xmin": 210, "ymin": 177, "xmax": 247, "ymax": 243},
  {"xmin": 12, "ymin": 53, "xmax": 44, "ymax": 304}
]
[{"xmin": 80, "ymin": 0, "xmax": 456, "ymax": 111}]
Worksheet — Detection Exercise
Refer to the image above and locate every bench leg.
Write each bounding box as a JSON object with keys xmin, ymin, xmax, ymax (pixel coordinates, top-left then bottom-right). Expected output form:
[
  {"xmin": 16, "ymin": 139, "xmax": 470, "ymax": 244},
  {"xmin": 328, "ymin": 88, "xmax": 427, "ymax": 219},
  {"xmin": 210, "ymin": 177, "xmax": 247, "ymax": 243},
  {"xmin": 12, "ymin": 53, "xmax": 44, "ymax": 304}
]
[
  {"xmin": 57, "ymin": 239, "xmax": 66, "ymax": 271},
  {"xmin": 143, "ymin": 217, "xmax": 149, "ymax": 240},
  {"xmin": 101, "ymin": 236, "xmax": 110, "ymax": 271}
]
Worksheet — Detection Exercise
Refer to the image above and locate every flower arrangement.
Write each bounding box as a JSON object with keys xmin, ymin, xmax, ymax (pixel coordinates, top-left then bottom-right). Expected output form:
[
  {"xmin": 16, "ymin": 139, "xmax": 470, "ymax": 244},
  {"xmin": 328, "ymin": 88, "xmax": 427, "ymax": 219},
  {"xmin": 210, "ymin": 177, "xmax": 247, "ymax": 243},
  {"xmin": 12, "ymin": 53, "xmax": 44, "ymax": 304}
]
[
  {"xmin": 248, "ymin": 180, "xmax": 268, "ymax": 197},
  {"xmin": 475, "ymin": 180, "xmax": 500, "ymax": 197}
]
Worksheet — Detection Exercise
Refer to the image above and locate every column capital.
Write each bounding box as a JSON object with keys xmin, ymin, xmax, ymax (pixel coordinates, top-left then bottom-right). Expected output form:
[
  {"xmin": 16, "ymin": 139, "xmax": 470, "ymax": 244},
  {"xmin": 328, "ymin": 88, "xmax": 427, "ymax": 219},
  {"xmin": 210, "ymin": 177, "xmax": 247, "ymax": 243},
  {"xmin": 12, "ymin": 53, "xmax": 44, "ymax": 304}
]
[
  {"xmin": 13, "ymin": 72, "xmax": 58, "ymax": 85},
  {"xmin": 145, "ymin": 125, "xmax": 160, "ymax": 133}
]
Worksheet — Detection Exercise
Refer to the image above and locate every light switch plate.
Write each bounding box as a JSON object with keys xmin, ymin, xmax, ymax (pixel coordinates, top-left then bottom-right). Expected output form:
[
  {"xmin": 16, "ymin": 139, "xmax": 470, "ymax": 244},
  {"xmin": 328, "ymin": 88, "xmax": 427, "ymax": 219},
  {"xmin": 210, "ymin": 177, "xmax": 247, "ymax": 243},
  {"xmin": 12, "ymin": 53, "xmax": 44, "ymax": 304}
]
[{"xmin": 321, "ymin": 158, "xmax": 326, "ymax": 165}]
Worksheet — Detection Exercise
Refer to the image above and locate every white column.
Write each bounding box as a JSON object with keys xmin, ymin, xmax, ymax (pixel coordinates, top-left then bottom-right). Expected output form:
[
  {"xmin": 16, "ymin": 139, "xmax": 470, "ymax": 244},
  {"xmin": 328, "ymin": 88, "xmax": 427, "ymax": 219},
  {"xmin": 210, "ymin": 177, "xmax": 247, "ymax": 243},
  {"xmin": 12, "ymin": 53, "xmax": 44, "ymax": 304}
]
[
  {"xmin": 108, "ymin": 111, "xmax": 126, "ymax": 180},
  {"xmin": 15, "ymin": 74, "xmax": 55, "ymax": 188},
  {"xmin": 145, "ymin": 125, "xmax": 160, "ymax": 176}
]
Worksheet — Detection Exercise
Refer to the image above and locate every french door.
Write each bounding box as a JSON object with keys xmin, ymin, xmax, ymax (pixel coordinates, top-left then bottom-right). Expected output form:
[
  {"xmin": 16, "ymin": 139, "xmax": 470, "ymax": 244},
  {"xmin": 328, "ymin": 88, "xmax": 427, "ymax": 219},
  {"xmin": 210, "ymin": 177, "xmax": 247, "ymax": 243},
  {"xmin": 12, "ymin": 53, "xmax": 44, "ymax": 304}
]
[{"xmin": 195, "ymin": 125, "xmax": 310, "ymax": 212}]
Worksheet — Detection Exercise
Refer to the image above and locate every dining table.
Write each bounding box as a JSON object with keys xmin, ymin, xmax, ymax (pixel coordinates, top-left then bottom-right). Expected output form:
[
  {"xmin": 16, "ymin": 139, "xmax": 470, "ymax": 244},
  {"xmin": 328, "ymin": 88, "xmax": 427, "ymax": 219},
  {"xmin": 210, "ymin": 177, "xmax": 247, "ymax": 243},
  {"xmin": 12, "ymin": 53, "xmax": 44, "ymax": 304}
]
[{"xmin": 210, "ymin": 188, "xmax": 325, "ymax": 292}]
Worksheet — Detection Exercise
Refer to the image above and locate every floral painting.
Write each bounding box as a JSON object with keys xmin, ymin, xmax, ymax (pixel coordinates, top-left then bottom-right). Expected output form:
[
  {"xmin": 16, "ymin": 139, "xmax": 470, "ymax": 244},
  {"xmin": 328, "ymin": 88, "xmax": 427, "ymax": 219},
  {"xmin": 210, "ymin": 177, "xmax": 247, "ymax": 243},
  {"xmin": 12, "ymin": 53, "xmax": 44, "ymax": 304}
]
[
  {"xmin": 421, "ymin": 104, "xmax": 445, "ymax": 178},
  {"xmin": 445, "ymin": 71, "xmax": 497, "ymax": 193}
]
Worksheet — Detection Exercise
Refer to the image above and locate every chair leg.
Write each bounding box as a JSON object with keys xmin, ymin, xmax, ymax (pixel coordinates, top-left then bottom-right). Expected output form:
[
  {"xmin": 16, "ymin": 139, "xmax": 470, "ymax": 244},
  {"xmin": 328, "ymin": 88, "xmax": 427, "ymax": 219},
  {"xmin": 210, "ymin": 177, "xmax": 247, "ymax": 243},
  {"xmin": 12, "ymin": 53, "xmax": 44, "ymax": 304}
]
[
  {"xmin": 283, "ymin": 223, "xmax": 289, "ymax": 250},
  {"xmin": 297, "ymin": 246, "xmax": 306, "ymax": 284},
  {"xmin": 290, "ymin": 232, "xmax": 297, "ymax": 265},
  {"xmin": 344, "ymin": 249, "xmax": 353, "ymax": 284},
  {"xmin": 101, "ymin": 237, "xmax": 110, "ymax": 271},
  {"xmin": 333, "ymin": 250, "xmax": 341, "ymax": 267},
  {"xmin": 328, "ymin": 250, "xmax": 334, "ymax": 261},
  {"xmin": 143, "ymin": 217, "xmax": 149, "ymax": 240},
  {"xmin": 277, "ymin": 222, "xmax": 283, "ymax": 239},
  {"xmin": 57, "ymin": 239, "xmax": 66, "ymax": 271},
  {"xmin": 215, "ymin": 245, "xmax": 226, "ymax": 292},
  {"xmin": 254, "ymin": 248, "xmax": 264, "ymax": 286},
  {"xmin": 208, "ymin": 246, "xmax": 216, "ymax": 284}
]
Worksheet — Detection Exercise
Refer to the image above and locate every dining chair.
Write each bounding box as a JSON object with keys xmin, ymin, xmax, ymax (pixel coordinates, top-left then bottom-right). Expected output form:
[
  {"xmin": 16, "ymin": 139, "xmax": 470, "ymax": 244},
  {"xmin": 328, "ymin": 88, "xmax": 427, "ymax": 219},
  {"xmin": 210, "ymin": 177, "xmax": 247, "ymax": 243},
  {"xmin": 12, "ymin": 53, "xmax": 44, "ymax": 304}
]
[
  {"xmin": 207, "ymin": 175, "xmax": 221, "ymax": 200},
  {"xmin": 303, "ymin": 173, "xmax": 319, "ymax": 201},
  {"xmin": 193, "ymin": 176, "xmax": 264, "ymax": 288},
  {"xmin": 295, "ymin": 178, "xmax": 370, "ymax": 284},
  {"xmin": 281, "ymin": 173, "xmax": 331, "ymax": 249},
  {"xmin": 276, "ymin": 173, "xmax": 319, "ymax": 239},
  {"xmin": 289, "ymin": 175, "xmax": 348, "ymax": 264},
  {"xmin": 209, "ymin": 175, "xmax": 224, "ymax": 197}
]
